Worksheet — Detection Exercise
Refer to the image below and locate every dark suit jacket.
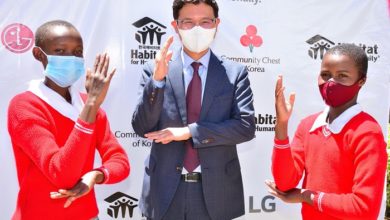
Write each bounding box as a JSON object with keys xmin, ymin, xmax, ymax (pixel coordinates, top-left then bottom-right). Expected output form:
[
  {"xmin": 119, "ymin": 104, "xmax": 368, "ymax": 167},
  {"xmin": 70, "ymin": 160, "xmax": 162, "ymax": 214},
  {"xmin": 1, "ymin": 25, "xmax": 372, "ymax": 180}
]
[{"xmin": 132, "ymin": 50, "xmax": 256, "ymax": 220}]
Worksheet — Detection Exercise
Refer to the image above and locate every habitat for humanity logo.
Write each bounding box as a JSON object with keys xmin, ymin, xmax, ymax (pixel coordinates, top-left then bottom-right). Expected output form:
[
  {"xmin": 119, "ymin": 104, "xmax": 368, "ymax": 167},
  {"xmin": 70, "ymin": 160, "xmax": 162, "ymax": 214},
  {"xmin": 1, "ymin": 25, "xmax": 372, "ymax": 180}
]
[
  {"xmin": 306, "ymin": 35, "xmax": 335, "ymax": 60},
  {"xmin": 131, "ymin": 17, "xmax": 167, "ymax": 65},
  {"xmin": 306, "ymin": 34, "xmax": 380, "ymax": 62},
  {"xmin": 222, "ymin": 24, "xmax": 280, "ymax": 73},
  {"xmin": 255, "ymin": 113, "xmax": 276, "ymax": 132},
  {"xmin": 231, "ymin": 0, "xmax": 262, "ymax": 6},
  {"xmin": 105, "ymin": 192, "xmax": 139, "ymax": 219},
  {"xmin": 1, "ymin": 23, "xmax": 34, "ymax": 53}
]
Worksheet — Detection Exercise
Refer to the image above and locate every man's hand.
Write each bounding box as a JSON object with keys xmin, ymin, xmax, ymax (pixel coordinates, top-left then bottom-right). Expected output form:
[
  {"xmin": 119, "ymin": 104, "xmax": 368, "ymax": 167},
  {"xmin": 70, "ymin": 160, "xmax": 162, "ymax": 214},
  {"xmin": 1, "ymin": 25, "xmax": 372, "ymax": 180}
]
[
  {"xmin": 153, "ymin": 36, "xmax": 174, "ymax": 81},
  {"xmin": 145, "ymin": 127, "xmax": 191, "ymax": 144},
  {"xmin": 265, "ymin": 179, "xmax": 314, "ymax": 205},
  {"xmin": 50, "ymin": 170, "xmax": 104, "ymax": 208}
]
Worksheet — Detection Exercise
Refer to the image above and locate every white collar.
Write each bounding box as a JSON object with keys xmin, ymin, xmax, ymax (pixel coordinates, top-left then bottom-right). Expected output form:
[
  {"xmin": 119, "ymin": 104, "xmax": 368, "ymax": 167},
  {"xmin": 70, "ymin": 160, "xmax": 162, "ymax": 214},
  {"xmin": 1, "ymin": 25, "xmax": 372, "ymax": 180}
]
[
  {"xmin": 310, "ymin": 104, "xmax": 363, "ymax": 134},
  {"xmin": 28, "ymin": 79, "xmax": 84, "ymax": 122}
]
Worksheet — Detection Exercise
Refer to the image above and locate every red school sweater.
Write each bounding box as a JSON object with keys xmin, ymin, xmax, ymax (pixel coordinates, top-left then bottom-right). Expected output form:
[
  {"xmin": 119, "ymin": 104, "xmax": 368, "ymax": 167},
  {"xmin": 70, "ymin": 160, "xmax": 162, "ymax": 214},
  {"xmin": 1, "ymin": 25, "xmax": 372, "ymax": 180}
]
[
  {"xmin": 272, "ymin": 111, "xmax": 387, "ymax": 220},
  {"xmin": 7, "ymin": 91, "xmax": 130, "ymax": 220}
]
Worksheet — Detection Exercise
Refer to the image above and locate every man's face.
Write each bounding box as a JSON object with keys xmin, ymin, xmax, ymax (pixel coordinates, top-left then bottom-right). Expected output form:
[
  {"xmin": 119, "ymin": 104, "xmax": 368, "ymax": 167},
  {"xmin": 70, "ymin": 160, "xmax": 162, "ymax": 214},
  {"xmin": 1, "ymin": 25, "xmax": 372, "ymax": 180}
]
[{"xmin": 171, "ymin": 2, "xmax": 220, "ymax": 35}]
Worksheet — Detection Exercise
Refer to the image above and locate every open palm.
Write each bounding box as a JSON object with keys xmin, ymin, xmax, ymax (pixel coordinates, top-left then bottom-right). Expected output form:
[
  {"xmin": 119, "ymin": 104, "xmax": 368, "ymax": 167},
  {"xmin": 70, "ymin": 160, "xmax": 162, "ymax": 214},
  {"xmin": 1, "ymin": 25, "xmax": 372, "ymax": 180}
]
[{"xmin": 275, "ymin": 75, "xmax": 295, "ymax": 124}]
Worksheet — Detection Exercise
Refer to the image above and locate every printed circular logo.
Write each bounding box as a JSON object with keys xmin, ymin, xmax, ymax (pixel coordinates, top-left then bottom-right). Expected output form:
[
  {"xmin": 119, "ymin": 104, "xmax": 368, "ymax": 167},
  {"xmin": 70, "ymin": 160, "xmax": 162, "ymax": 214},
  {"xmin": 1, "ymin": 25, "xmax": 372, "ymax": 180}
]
[
  {"xmin": 1, "ymin": 23, "xmax": 34, "ymax": 53},
  {"xmin": 240, "ymin": 25, "xmax": 263, "ymax": 53}
]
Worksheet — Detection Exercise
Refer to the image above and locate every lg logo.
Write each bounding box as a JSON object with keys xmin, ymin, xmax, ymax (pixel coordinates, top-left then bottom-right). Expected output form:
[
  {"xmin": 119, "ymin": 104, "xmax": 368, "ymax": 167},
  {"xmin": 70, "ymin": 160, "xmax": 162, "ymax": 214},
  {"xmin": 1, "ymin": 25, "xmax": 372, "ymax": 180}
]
[
  {"xmin": 248, "ymin": 195, "xmax": 276, "ymax": 213},
  {"xmin": 1, "ymin": 23, "xmax": 34, "ymax": 54}
]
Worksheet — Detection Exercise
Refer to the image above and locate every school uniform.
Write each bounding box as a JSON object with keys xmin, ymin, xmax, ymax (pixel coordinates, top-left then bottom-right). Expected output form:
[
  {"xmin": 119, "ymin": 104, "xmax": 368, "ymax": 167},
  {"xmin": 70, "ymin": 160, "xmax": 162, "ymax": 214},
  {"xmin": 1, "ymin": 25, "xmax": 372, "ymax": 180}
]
[
  {"xmin": 7, "ymin": 80, "xmax": 130, "ymax": 220},
  {"xmin": 272, "ymin": 104, "xmax": 387, "ymax": 220}
]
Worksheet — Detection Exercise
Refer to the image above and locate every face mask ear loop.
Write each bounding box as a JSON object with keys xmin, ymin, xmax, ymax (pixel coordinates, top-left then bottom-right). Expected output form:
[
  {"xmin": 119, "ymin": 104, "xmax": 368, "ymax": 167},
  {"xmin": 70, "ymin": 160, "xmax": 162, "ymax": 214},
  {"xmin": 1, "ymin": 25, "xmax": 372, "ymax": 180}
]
[
  {"xmin": 357, "ymin": 75, "xmax": 366, "ymax": 86},
  {"xmin": 35, "ymin": 46, "xmax": 47, "ymax": 55},
  {"xmin": 34, "ymin": 46, "xmax": 49, "ymax": 62}
]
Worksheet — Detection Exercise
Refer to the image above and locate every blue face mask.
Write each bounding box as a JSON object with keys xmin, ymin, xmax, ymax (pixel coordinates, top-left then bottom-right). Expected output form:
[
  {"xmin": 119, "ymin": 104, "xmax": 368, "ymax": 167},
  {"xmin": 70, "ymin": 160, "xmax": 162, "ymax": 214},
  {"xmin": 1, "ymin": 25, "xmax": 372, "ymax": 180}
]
[{"xmin": 38, "ymin": 47, "xmax": 85, "ymax": 88}]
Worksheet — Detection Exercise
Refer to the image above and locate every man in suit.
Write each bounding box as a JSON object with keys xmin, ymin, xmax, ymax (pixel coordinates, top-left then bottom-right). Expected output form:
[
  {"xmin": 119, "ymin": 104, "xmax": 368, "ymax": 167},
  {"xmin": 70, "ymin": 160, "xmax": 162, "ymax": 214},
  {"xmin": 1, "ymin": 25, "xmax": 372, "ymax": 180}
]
[{"xmin": 132, "ymin": 1, "xmax": 255, "ymax": 219}]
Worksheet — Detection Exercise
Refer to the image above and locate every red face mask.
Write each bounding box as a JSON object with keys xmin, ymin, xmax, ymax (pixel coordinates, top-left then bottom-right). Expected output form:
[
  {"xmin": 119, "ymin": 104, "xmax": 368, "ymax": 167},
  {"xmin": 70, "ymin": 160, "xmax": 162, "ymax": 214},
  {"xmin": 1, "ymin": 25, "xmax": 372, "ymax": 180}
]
[{"xmin": 319, "ymin": 80, "xmax": 361, "ymax": 107}]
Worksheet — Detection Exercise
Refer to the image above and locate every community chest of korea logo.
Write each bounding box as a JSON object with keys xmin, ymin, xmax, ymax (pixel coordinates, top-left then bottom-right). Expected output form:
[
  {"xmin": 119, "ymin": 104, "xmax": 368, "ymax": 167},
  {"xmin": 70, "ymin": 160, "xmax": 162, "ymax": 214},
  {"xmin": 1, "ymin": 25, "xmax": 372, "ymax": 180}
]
[
  {"xmin": 1, "ymin": 23, "xmax": 34, "ymax": 53},
  {"xmin": 222, "ymin": 24, "xmax": 281, "ymax": 73},
  {"xmin": 240, "ymin": 25, "xmax": 263, "ymax": 53}
]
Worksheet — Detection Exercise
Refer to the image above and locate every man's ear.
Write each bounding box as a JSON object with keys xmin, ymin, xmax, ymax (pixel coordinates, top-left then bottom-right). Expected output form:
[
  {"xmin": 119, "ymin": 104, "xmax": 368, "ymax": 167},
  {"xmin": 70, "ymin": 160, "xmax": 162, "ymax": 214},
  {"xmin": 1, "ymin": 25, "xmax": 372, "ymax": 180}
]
[
  {"xmin": 214, "ymin": 18, "xmax": 220, "ymax": 38},
  {"xmin": 171, "ymin": 20, "xmax": 179, "ymax": 34},
  {"xmin": 215, "ymin": 17, "xmax": 220, "ymax": 27}
]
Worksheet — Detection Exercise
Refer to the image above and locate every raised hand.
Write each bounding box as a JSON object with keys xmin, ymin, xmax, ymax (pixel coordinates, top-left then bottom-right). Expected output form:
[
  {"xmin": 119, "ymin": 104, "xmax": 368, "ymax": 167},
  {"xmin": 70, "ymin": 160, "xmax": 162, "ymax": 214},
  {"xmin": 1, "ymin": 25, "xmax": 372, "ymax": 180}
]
[
  {"xmin": 275, "ymin": 75, "xmax": 295, "ymax": 123},
  {"xmin": 85, "ymin": 53, "xmax": 116, "ymax": 107},
  {"xmin": 80, "ymin": 53, "xmax": 116, "ymax": 123},
  {"xmin": 274, "ymin": 75, "xmax": 295, "ymax": 140},
  {"xmin": 153, "ymin": 36, "xmax": 173, "ymax": 81}
]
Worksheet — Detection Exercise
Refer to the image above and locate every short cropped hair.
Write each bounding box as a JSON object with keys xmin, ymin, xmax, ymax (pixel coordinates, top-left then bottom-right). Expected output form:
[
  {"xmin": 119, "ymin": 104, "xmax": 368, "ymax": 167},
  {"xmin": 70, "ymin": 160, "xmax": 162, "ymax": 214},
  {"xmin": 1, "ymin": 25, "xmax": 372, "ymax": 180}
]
[
  {"xmin": 35, "ymin": 20, "xmax": 77, "ymax": 48},
  {"xmin": 325, "ymin": 43, "xmax": 368, "ymax": 79},
  {"xmin": 172, "ymin": 0, "xmax": 219, "ymax": 20}
]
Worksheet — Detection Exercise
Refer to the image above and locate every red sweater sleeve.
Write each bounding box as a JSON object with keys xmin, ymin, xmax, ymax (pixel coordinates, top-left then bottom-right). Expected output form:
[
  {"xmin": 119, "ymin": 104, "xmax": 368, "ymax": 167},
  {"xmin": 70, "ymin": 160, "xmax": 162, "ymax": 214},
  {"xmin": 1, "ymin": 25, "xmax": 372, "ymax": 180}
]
[
  {"xmin": 95, "ymin": 110, "xmax": 130, "ymax": 184},
  {"xmin": 312, "ymin": 130, "xmax": 387, "ymax": 220},
  {"xmin": 7, "ymin": 95, "xmax": 96, "ymax": 189},
  {"xmin": 272, "ymin": 120, "xmax": 307, "ymax": 191}
]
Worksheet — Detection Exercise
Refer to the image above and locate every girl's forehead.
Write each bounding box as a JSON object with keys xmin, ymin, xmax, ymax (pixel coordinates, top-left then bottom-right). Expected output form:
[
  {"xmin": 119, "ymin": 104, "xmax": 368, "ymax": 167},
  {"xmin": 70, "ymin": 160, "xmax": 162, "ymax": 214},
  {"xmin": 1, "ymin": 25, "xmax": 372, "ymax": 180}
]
[{"xmin": 322, "ymin": 53, "xmax": 354, "ymax": 65}]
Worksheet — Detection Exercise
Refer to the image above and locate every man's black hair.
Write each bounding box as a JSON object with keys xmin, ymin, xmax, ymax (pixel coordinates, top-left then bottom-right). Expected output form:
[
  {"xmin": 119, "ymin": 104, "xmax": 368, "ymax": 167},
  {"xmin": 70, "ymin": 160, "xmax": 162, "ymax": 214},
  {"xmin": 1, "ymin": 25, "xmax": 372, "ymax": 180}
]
[{"xmin": 172, "ymin": 0, "xmax": 219, "ymax": 20}]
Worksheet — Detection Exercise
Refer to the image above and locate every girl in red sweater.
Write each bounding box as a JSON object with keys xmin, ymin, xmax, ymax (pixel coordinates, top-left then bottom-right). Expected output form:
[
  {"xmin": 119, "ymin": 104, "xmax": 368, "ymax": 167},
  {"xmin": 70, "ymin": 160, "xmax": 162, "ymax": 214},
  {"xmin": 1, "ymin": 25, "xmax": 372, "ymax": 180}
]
[
  {"xmin": 266, "ymin": 44, "xmax": 387, "ymax": 219},
  {"xmin": 7, "ymin": 20, "xmax": 130, "ymax": 220}
]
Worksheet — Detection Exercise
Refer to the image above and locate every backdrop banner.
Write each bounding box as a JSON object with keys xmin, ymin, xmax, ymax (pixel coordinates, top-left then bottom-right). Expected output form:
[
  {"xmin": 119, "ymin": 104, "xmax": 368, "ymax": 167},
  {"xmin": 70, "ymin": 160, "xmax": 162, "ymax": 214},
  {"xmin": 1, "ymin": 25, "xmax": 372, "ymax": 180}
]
[{"xmin": 1, "ymin": 0, "xmax": 389, "ymax": 219}]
